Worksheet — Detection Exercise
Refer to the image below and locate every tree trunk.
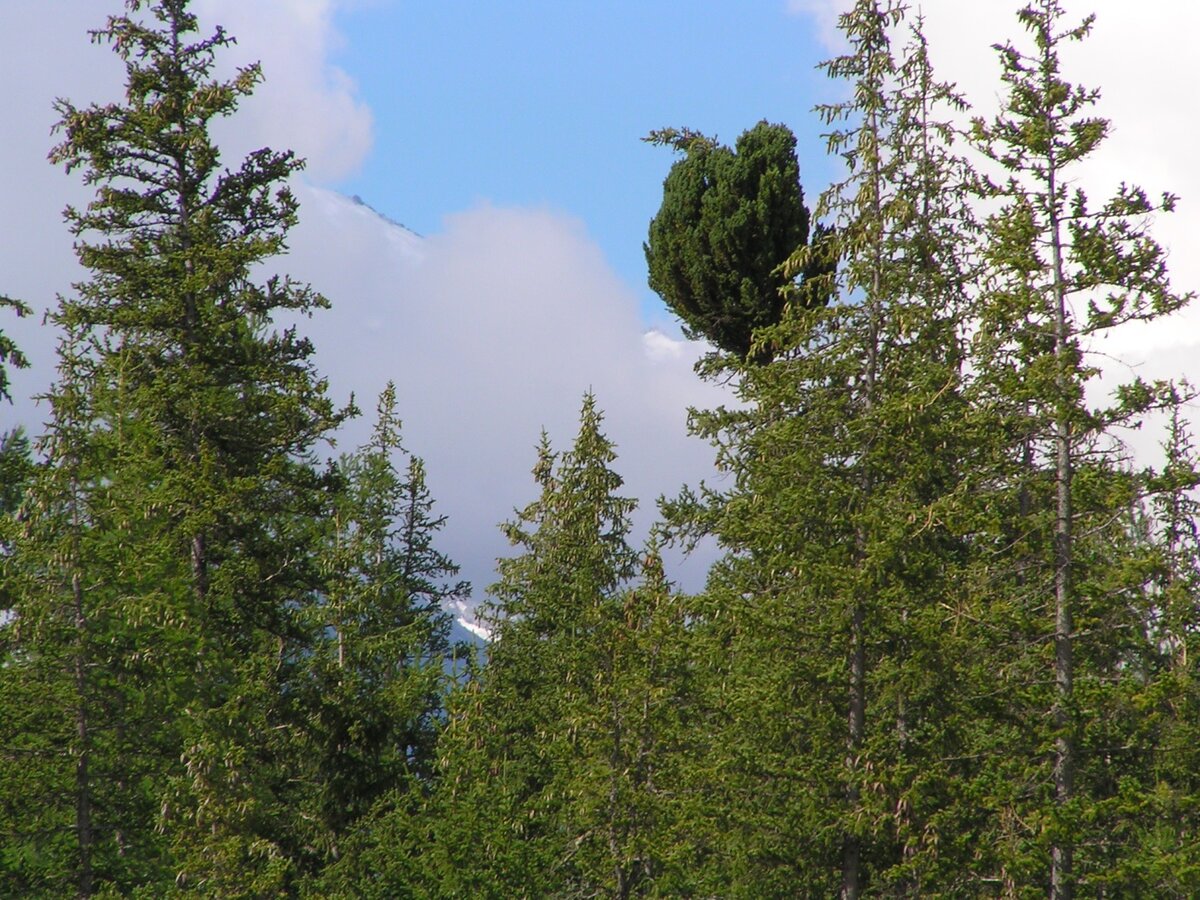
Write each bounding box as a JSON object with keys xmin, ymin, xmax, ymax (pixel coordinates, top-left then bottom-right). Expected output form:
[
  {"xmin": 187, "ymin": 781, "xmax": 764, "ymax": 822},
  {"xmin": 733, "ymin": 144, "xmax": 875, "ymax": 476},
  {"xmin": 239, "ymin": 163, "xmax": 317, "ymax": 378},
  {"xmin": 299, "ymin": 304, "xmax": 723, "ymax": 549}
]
[
  {"xmin": 1047, "ymin": 111, "xmax": 1074, "ymax": 900},
  {"xmin": 72, "ymin": 567, "xmax": 94, "ymax": 899},
  {"xmin": 843, "ymin": 598, "xmax": 866, "ymax": 900}
]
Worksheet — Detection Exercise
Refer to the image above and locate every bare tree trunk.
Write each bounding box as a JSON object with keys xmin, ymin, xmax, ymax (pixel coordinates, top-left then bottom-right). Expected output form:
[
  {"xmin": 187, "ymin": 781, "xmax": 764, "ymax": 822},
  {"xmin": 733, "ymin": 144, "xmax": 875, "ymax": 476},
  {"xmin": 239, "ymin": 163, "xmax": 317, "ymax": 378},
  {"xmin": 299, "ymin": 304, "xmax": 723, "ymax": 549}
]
[
  {"xmin": 72, "ymin": 568, "xmax": 94, "ymax": 899},
  {"xmin": 843, "ymin": 124, "xmax": 884, "ymax": 896},
  {"xmin": 842, "ymin": 598, "xmax": 866, "ymax": 900},
  {"xmin": 1047, "ymin": 102, "xmax": 1074, "ymax": 900},
  {"xmin": 191, "ymin": 532, "xmax": 208, "ymax": 606}
]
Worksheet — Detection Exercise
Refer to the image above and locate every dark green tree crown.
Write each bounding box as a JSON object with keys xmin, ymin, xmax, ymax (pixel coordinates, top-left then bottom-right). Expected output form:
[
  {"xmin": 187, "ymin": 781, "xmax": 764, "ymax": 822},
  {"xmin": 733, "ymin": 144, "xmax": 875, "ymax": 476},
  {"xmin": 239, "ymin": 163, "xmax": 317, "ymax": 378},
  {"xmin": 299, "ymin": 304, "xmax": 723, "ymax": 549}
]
[{"xmin": 645, "ymin": 120, "xmax": 829, "ymax": 360}]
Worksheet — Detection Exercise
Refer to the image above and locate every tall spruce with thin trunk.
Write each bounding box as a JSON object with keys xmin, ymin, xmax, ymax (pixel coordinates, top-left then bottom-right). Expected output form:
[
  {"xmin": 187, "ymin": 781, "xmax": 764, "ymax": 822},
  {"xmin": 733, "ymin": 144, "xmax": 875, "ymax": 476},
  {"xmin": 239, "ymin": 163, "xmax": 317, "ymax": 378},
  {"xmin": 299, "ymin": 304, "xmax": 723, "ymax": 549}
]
[
  {"xmin": 2, "ymin": 319, "xmax": 185, "ymax": 894},
  {"xmin": 0, "ymin": 325, "xmax": 157, "ymax": 896},
  {"xmin": 658, "ymin": 2, "xmax": 986, "ymax": 892},
  {"xmin": 11, "ymin": 0, "xmax": 349, "ymax": 892},
  {"xmin": 968, "ymin": 1, "xmax": 1190, "ymax": 893}
]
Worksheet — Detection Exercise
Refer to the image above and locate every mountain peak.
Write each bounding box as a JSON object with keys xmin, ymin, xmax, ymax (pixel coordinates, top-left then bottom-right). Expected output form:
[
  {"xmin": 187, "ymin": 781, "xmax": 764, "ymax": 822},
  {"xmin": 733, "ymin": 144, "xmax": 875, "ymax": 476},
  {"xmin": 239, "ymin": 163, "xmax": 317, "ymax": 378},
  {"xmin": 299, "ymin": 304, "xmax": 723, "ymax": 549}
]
[{"xmin": 347, "ymin": 194, "xmax": 423, "ymax": 238}]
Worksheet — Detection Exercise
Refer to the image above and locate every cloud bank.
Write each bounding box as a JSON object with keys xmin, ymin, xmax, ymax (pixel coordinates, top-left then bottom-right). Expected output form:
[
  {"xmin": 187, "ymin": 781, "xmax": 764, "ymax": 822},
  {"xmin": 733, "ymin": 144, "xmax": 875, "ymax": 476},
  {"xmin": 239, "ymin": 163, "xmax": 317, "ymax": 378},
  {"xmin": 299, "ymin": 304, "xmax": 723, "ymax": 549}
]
[
  {"xmin": 195, "ymin": 0, "xmax": 373, "ymax": 182},
  {"xmin": 4, "ymin": 0, "xmax": 1196, "ymax": 598},
  {"xmin": 283, "ymin": 188, "xmax": 726, "ymax": 595},
  {"xmin": 0, "ymin": 0, "xmax": 374, "ymax": 412}
]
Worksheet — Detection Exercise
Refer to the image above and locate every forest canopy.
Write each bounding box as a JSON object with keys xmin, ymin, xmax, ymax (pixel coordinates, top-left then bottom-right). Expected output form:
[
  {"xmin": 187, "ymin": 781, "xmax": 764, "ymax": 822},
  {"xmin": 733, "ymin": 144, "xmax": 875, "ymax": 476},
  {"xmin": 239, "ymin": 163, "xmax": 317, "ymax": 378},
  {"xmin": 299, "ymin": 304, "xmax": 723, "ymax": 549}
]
[{"xmin": 2, "ymin": 1, "xmax": 1198, "ymax": 897}]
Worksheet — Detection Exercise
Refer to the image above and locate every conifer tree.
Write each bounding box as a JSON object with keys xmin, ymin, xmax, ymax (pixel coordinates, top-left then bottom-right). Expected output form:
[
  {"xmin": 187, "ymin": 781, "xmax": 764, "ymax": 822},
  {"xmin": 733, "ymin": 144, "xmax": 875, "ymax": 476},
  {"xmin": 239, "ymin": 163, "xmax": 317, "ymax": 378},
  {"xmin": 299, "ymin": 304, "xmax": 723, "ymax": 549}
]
[
  {"xmin": 549, "ymin": 538, "xmax": 698, "ymax": 897},
  {"xmin": 644, "ymin": 121, "xmax": 833, "ymax": 361},
  {"xmin": 0, "ymin": 422, "xmax": 32, "ymax": 620},
  {"xmin": 1125, "ymin": 404, "xmax": 1200, "ymax": 894},
  {"xmin": 1, "ymin": 322, "xmax": 177, "ymax": 894},
  {"xmin": 428, "ymin": 395, "xmax": 697, "ymax": 897},
  {"xmin": 660, "ymin": 2, "xmax": 986, "ymax": 893},
  {"xmin": 1151, "ymin": 405, "xmax": 1200, "ymax": 674},
  {"xmin": 298, "ymin": 383, "xmax": 459, "ymax": 880},
  {"xmin": 5, "ymin": 0, "xmax": 349, "ymax": 892},
  {"xmin": 0, "ymin": 295, "xmax": 30, "ymax": 404},
  {"xmin": 0, "ymin": 428, "xmax": 31, "ymax": 517},
  {"xmin": 1, "ymin": 327, "xmax": 111, "ymax": 897},
  {"xmin": 967, "ymin": 2, "xmax": 1190, "ymax": 893}
]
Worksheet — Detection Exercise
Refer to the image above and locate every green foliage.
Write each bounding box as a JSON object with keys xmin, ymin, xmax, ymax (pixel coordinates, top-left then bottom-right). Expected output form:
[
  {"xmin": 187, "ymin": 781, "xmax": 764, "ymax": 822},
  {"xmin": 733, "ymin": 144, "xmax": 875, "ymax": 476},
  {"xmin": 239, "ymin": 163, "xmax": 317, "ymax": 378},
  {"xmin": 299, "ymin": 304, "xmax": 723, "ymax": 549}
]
[
  {"xmin": 0, "ymin": 296, "xmax": 30, "ymax": 404},
  {"xmin": 660, "ymin": 3, "xmax": 990, "ymax": 894},
  {"xmin": 299, "ymin": 384, "xmax": 459, "ymax": 885},
  {"xmin": 0, "ymin": 428, "xmax": 31, "ymax": 522},
  {"xmin": 2, "ymin": 1, "xmax": 1198, "ymax": 896},
  {"xmin": 965, "ymin": 2, "xmax": 1191, "ymax": 893},
  {"xmin": 645, "ymin": 120, "xmax": 832, "ymax": 360},
  {"xmin": 432, "ymin": 395, "xmax": 637, "ymax": 894},
  {"xmin": 558, "ymin": 543, "xmax": 700, "ymax": 896},
  {"xmin": 2, "ymin": 322, "xmax": 174, "ymax": 895},
  {"xmin": 5, "ymin": 1, "xmax": 353, "ymax": 893},
  {"xmin": 425, "ymin": 395, "xmax": 697, "ymax": 897}
]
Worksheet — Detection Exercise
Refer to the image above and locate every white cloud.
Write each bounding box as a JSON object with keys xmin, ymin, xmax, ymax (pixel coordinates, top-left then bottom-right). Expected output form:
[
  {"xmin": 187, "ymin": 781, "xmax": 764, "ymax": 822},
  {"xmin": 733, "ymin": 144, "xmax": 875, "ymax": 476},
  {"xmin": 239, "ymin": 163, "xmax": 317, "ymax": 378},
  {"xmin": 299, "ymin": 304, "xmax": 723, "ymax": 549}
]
[
  {"xmin": 0, "ymin": 2, "xmax": 119, "ymax": 429},
  {"xmin": 0, "ymin": 0, "xmax": 373, "ymax": 402},
  {"xmin": 785, "ymin": 0, "xmax": 849, "ymax": 50},
  {"xmin": 282, "ymin": 189, "xmax": 726, "ymax": 595},
  {"xmin": 195, "ymin": 0, "xmax": 373, "ymax": 181},
  {"xmin": 643, "ymin": 329, "xmax": 691, "ymax": 363}
]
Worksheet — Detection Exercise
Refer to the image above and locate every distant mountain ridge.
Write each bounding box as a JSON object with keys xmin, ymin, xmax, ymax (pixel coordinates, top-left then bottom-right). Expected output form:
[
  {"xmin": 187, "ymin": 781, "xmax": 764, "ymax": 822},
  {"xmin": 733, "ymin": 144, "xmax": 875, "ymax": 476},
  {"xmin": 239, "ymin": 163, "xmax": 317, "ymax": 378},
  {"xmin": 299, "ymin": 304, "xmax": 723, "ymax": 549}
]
[
  {"xmin": 346, "ymin": 194, "xmax": 423, "ymax": 239},
  {"xmin": 447, "ymin": 597, "xmax": 491, "ymax": 644}
]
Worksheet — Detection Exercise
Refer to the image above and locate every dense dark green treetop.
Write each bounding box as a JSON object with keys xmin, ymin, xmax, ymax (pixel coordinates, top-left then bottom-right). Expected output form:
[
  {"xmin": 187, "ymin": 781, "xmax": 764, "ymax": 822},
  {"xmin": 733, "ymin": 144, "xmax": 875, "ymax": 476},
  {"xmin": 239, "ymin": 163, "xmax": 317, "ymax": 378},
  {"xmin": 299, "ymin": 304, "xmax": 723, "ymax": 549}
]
[{"xmin": 645, "ymin": 120, "xmax": 832, "ymax": 361}]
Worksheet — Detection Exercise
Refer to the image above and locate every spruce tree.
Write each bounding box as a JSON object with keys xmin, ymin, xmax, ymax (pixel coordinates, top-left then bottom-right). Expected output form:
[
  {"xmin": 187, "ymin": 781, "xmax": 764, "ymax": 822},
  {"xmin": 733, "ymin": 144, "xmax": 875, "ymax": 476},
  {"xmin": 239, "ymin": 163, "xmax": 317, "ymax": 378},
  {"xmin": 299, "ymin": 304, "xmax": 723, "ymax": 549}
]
[
  {"xmin": 5, "ymin": 0, "xmax": 349, "ymax": 892},
  {"xmin": 967, "ymin": 2, "xmax": 1190, "ymax": 893},
  {"xmin": 0, "ymin": 295, "xmax": 30, "ymax": 405},
  {"xmin": 1, "ymin": 328, "xmax": 111, "ymax": 897},
  {"xmin": 1, "ymin": 321, "xmax": 178, "ymax": 894},
  {"xmin": 1129, "ymin": 404, "xmax": 1200, "ymax": 894},
  {"xmin": 547, "ymin": 538, "xmax": 698, "ymax": 897},
  {"xmin": 659, "ymin": 2, "xmax": 987, "ymax": 893},
  {"xmin": 298, "ymin": 383, "xmax": 459, "ymax": 884},
  {"xmin": 429, "ymin": 395, "xmax": 697, "ymax": 897},
  {"xmin": 1151, "ymin": 404, "xmax": 1200, "ymax": 675}
]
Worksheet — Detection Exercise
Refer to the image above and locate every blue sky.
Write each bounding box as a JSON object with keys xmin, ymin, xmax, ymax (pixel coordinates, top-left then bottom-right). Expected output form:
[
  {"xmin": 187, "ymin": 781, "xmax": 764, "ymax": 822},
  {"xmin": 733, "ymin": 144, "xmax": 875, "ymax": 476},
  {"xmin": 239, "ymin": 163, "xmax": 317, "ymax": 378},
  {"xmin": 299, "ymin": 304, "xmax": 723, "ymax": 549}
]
[{"xmin": 327, "ymin": 1, "xmax": 838, "ymax": 323}]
